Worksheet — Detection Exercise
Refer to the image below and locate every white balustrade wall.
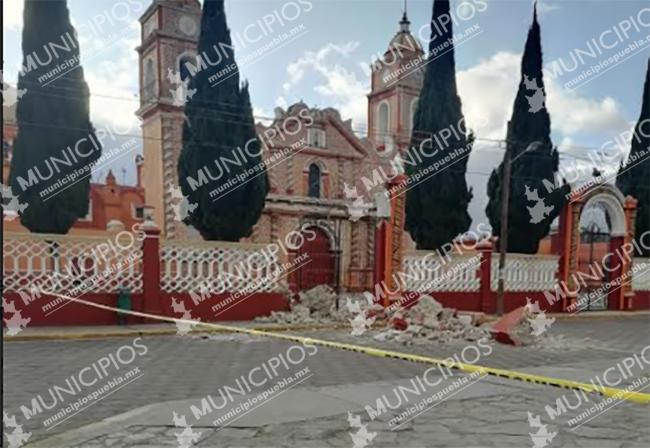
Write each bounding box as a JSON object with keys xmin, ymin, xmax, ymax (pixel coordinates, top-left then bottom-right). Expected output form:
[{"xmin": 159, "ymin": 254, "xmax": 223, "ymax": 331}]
[
  {"xmin": 402, "ymin": 252, "xmax": 481, "ymax": 292},
  {"xmin": 3, "ymin": 232, "xmax": 143, "ymax": 293},
  {"xmin": 632, "ymin": 258, "xmax": 650, "ymax": 291},
  {"xmin": 160, "ymin": 240, "xmax": 284, "ymax": 293},
  {"xmin": 490, "ymin": 254, "xmax": 559, "ymax": 292}
]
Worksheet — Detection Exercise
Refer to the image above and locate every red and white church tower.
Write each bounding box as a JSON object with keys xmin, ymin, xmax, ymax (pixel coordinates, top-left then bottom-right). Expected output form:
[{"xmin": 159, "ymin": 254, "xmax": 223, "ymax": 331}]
[{"xmin": 367, "ymin": 8, "xmax": 425, "ymax": 157}]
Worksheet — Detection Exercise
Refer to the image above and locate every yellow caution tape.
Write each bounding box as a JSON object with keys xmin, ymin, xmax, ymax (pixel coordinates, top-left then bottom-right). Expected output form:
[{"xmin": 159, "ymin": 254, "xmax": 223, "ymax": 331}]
[{"xmin": 35, "ymin": 292, "xmax": 650, "ymax": 405}]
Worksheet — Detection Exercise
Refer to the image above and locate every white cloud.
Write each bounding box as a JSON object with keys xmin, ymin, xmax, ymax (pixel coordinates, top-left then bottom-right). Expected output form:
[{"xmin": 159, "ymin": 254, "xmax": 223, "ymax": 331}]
[
  {"xmin": 457, "ymin": 51, "xmax": 630, "ymax": 228},
  {"xmin": 457, "ymin": 50, "xmax": 629, "ymax": 145},
  {"xmin": 3, "ymin": 0, "xmax": 23, "ymax": 31},
  {"xmin": 546, "ymin": 91, "xmax": 628, "ymax": 135},
  {"xmin": 281, "ymin": 42, "xmax": 368, "ymax": 127},
  {"xmin": 536, "ymin": 0, "xmax": 562, "ymax": 15},
  {"xmin": 83, "ymin": 39, "xmax": 140, "ymax": 132},
  {"xmin": 458, "ymin": 52, "xmax": 520, "ymax": 139}
]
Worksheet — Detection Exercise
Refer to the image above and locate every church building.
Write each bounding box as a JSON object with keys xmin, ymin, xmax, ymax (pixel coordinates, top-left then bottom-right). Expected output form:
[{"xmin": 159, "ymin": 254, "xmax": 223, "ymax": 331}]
[{"xmin": 136, "ymin": 0, "xmax": 424, "ymax": 292}]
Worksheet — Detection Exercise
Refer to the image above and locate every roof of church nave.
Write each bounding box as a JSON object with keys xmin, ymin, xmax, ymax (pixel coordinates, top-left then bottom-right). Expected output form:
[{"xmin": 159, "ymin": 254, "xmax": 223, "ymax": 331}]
[{"xmin": 256, "ymin": 101, "xmax": 373, "ymax": 156}]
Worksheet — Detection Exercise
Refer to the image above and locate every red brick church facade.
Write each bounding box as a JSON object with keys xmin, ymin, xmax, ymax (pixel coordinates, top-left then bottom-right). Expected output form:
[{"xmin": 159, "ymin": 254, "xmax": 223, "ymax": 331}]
[{"xmin": 136, "ymin": 0, "xmax": 424, "ymax": 292}]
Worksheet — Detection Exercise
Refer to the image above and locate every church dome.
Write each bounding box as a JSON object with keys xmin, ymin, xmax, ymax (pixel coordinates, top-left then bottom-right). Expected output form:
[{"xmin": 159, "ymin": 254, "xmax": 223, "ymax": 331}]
[{"xmin": 385, "ymin": 12, "xmax": 423, "ymax": 57}]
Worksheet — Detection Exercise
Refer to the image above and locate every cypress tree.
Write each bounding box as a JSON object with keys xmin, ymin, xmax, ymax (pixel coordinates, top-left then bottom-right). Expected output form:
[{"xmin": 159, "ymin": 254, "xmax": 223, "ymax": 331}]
[
  {"xmin": 178, "ymin": 0, "xmax": 268, "ymax": 241},
  {"xmin": 485, "ymin": 5, "xmax": 568, "ymax": 253},
  {"xmin": 617, "ymin": 60, "xmax": 649, "ymax": 257},
  {"xmin": 9, "ymin": 0, "xmax": 101, "ymax": 234},
  {"xmin": 405, "ymin": 0, "xmax": 473, "ymax": 250}
]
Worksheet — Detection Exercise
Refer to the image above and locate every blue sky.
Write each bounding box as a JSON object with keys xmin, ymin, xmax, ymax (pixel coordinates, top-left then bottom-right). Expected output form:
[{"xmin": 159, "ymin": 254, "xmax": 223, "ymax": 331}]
[{"xmin": 3, "ymin": 0, "xmax": 649, "ymax": 224}]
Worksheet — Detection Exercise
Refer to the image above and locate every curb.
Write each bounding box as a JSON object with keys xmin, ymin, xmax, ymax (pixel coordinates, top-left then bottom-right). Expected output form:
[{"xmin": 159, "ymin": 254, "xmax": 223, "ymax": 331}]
[
  {"xmin": 479, "ymin": 311, "xmax": 650, "ymax": 322},
  {"xmin": 548, "ymin": 311, "xmax": 650, "ymax": 320},
  {"xmin": 4, "ymin": 322, "xmax": 354, "ymax": 342},
  {"xmin": 5, "ymin": 311, "xmax": 646, "ymax": 341}
]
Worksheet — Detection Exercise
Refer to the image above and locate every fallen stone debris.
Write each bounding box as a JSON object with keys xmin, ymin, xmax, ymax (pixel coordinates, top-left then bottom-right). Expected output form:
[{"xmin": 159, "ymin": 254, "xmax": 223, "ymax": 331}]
[
  {"xmin": 491, "ymin": 302, "xmax": 556, "ymax": 346},
  {"xmin": 256, "ymin": 288, "xmax": 494, "ymax": 345},
  {"xmin": 372, "ymin": 295, "xmax": 493, "ymax": 345},
  {"xmin": 256, "ymin": 286, "xmax": 569, "ymax": 348},
  {"xmin": 254, "ymin": 285, "xmax": 343, "ymax": 325}
]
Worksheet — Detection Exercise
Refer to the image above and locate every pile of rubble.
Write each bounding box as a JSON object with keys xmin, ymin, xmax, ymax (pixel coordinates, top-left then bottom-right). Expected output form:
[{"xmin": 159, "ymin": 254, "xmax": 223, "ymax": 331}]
[
  {"xmin": 256, "ymin": 288, "xmax": 492, "ymax": 345},
  {"xmin": 254, "ymin": 286, "xmax": 571, "ymax": 348},
  {"xmin": 372, "ymin": 295, "xmax": 492, "ymax": 345},
  {"xmin": 254, "ymin": 285, "xmax": 344, "ymax": 325}
]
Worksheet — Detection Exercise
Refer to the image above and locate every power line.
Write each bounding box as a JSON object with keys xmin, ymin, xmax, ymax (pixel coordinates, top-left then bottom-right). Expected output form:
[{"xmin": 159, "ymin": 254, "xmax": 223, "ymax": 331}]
[
  {"xmin": 4, "ymin": 118, "xmax": 634, "ymax": 169},
  {"xmin": 10, "ymin": 84, "xmax": 635, "ymax": 159}
]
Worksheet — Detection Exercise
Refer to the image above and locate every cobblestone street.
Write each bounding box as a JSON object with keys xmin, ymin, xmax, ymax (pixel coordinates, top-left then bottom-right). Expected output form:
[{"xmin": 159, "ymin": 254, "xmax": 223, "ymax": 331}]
[{"xmin": 4, "ymin": 316, "xmax": 650, "ymax": 447}]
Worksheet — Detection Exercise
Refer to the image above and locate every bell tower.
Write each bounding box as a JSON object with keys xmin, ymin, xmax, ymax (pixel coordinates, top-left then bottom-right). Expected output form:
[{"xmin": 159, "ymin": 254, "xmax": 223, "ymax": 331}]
[
  {"xmin": 367, "ymin": 5, "xmax": 424, "ymax": 155},
  {"xmin": 136, "ymin": 0, "xmax": 201, "ymax": 239}
]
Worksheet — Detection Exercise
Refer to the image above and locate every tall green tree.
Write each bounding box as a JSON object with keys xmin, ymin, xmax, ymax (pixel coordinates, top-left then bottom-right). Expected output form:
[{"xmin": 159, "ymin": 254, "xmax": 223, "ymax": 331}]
[
  {"xmin": 178, "ymin": 0, "xmax": 268, "ymax": 241},
  {"xmin": 485, "ymin": 5, "xmax": 568, "ymax": 254},
  {"xmin": 617, "ymin": 60, "xmax": 649, "ymax": 257},
  {"xmin": 405, "ymin": 0, "xmax": 473, "ymax": 250},
  {"xmin": 9, "ymin": 0, "xmax": 101, "ymax": 234}
]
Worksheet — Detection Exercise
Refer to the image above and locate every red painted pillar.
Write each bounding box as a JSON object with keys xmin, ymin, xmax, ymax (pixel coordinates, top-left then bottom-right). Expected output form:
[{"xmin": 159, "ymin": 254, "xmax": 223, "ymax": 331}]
[
  {"xmin": 478, "ymin": 239, "xmax": 495, "ymax": 314},
  {"xmin": 558, "ymin": 197, "xmax": 579, "ymax": 312},
  {"xmin": 374, "ymin": 220, "xmax": 386, "ymax": 299},
  {"xmin": 557, "ymin": 204, "xmax": 569, "ymax": 279},
  {"xmin": 623, "ymin": 196, "xmax": 638, "ymax": 310},
  {"xmin": 383, "ymin": 175, "xmax": 407, "ymax": 308},
  {"xmin": 142, "ymin": 221, "xmax": 162, "ymax": 317}
]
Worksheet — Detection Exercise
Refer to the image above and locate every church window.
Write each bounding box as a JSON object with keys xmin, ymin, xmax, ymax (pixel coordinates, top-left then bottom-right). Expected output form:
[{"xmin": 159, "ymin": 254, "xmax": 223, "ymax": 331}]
[
  {"xmin": 308, "ymin": 164, "xmax": 321, "ymax": 198},
  {"xmin": 179, "ymin": 55, "xmax": 195, "ymax": 82},
  {"xmin": 377, "ymin": 102, "xmax": 390, "ymax": 138},
  {"xmin": 308, "ymin": 128, "xmax": 327, "ymax": 149}
]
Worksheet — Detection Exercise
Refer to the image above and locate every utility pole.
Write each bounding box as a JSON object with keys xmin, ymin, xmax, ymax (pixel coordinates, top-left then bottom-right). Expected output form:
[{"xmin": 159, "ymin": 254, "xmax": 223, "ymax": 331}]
[
  {"xmin": 496, "ymin": 122, "xmax": 542, "ymax": 316},
  {"xmin": 496, "ymin": 129, "xmax": 512, "ymax": 316}
]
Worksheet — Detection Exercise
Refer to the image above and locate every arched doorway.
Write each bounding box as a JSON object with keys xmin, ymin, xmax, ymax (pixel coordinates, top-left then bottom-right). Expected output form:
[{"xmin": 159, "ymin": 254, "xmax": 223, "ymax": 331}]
[
  {"xmin": 575, "ymin": 202, "xmax": 613, "ymax": 311},
  {"xmin": 559, "ymin": 184, "xmax": 636, "ymax": 311},
  {"xmin": 289, "ymin": 226, "xmax": 335, "ymax": 292}
]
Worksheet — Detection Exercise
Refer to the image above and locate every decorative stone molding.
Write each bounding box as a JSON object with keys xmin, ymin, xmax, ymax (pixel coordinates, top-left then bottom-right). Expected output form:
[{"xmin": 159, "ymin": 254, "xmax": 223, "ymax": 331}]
[
  {"xmin": 3, "ymin": 233, "xmax": 143, "ymax": 293},
  {"xmin": 403, "ymin": 252, "xmax": 481, "ymax": 292},
  {"xmin": 160, "ymin": 240, "xmax": 283, "ymax": 293},
  {"xmin": 632, "ymin": 258, "xmax": 650, "ymax": 291},
  {"xmin": 490, "ymin": 254, "xmax": 559, "ymax": 292}
]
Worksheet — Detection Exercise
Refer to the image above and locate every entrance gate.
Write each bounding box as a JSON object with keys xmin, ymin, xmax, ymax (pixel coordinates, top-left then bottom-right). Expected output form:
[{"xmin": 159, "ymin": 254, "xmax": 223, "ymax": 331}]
[
  {"xmin": 289, "ymin": 227, "xmax": 335, "ymax": 291},
  {"xmin": 558, "ymin": 184, "xmax": 638, "ymax": 311},
  {"xmin": 575, "ymin": 205, "xmax": 612, "ymax": 311}
]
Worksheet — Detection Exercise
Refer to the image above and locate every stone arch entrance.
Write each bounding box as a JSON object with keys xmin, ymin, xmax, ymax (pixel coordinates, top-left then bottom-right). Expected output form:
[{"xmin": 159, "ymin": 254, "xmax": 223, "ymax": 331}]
[
  {"xmin": 288, "ymin": 226, "xmax": 336, "ymax": 292},
  {"xmin": 558, "ymin": 184, "xmax": 638, "ymax": 311},
  {"xmin": 576, "ymin": 200, "xmax": 614, "ymax": 310}
]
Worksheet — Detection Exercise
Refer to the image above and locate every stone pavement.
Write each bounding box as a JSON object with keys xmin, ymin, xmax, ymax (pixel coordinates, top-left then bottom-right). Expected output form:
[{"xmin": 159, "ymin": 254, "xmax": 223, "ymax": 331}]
[
  {"xmin": 16, "ymin": 375, "xmax": 650, "ymax": 448},
  {"xmin": 3, "ymin": 316, "xmax": 650, "ymax": 448},
  {"xmin": 23, "ymin": 377, "xmax": 650, "ymax": 448}
]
